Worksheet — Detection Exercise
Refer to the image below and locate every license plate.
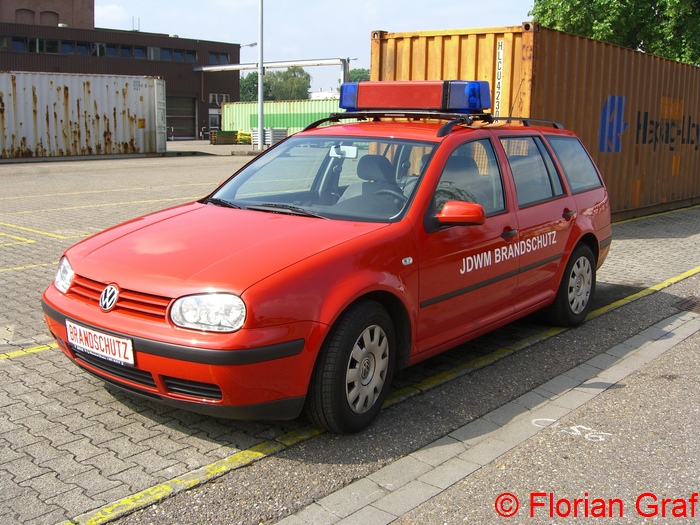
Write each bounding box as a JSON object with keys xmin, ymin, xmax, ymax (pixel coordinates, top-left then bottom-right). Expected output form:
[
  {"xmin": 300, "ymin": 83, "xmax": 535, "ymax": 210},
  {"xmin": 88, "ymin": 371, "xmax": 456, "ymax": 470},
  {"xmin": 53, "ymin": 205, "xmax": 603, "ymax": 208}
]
[{"xmin": 66, "ymin": 320, "xmax": 134, "ymax": 366}]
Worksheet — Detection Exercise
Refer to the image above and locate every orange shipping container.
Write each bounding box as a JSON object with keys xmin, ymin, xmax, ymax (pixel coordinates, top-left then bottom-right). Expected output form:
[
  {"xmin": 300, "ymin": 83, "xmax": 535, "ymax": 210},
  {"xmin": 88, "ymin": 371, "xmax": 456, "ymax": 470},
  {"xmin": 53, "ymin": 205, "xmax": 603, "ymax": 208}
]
[{"xmin": 370, "ymin": 23, "xmax": 700, "ymax": 219}]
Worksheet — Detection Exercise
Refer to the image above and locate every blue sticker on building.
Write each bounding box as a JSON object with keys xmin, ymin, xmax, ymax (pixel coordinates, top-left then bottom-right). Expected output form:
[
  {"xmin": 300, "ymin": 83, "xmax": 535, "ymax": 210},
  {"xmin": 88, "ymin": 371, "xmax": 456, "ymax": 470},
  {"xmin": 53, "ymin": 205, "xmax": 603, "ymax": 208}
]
[{"xmin": 599, "ymin": 96, "xmax": 628, "ymax": 152}]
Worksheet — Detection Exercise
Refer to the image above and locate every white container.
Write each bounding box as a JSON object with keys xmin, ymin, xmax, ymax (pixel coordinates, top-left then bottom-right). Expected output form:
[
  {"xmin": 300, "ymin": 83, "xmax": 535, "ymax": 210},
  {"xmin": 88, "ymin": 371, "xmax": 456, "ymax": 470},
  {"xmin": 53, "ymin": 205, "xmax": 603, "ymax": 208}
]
[{"xmin": 0, "ymin": 71, "xmax": 167, "ymax": 158}]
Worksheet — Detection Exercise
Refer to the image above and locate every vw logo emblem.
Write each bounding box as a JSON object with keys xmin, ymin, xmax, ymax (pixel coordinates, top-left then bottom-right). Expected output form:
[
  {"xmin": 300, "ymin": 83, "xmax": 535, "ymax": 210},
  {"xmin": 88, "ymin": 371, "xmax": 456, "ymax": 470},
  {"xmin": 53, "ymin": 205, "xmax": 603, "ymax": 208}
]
[{"xmin": 99, "ymin": 285, "xmax": 120, "ymax": 312}]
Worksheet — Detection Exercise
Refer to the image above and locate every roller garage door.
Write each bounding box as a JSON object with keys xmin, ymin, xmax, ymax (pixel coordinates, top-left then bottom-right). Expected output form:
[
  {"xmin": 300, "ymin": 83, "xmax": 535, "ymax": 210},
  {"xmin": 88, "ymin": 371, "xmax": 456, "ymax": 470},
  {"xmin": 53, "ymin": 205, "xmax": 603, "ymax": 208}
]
[{"xmin": 166, "ymin": 97, "xmax": 196, "ymax": 139}]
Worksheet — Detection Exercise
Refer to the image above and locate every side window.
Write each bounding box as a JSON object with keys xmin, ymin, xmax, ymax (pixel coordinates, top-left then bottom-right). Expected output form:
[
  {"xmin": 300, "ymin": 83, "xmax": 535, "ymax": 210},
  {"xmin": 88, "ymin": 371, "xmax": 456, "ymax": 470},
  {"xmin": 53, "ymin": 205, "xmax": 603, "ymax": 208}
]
[
  {"xmin": 547, "ymin": 136, "xmax": 603, "ymax": 193},
  {"xmin": 501, "ymin": 137, "xmax": 564, "ymax": 207},
  {"xmin": 434, "ymin": 139, "xmax": 505, "ymax": 215}
]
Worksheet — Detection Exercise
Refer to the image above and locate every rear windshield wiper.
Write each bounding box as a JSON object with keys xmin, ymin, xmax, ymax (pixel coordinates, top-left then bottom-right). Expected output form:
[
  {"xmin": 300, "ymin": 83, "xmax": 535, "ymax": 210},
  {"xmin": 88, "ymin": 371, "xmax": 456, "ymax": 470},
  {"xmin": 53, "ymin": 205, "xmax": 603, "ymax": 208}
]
[
  {"xmin": 202, "ymin": 197, "xmax": 241, "ymax": 209},
  {"xmin": 246, "ymin": 203, "xmax": 328, "ymax": 219}
]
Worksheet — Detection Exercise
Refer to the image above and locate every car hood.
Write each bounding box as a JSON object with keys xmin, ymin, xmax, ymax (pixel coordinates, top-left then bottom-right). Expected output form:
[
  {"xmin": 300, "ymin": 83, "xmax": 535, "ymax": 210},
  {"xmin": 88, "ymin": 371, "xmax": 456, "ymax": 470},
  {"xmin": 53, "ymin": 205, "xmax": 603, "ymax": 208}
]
[{"xmin": 67, "ymin": 202, "xmax": 388, "ymax": 296}]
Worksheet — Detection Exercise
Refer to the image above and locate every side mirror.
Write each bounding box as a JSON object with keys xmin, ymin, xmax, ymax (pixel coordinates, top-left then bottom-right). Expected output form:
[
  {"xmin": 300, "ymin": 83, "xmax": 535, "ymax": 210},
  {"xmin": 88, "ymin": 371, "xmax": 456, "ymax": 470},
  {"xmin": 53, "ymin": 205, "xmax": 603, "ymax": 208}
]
[{"xmin": 436, "ymin": 200, "xmax": 486, "ymax": 226}]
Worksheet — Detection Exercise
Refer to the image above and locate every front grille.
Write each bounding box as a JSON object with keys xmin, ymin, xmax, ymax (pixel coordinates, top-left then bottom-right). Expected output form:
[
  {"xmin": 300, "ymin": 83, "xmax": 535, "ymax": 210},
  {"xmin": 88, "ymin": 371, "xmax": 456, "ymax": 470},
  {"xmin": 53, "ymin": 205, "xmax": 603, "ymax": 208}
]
[
  {"xmin": 69, "ymin": 275, "xmax": 171, "ymax": 320},
  {"xmin": 162, "ymin": 376, "xmax": 223, "ymax": 400},
  {"xmin": 72, "ymin": 346, "xmax": 157, "ymax": 388}
]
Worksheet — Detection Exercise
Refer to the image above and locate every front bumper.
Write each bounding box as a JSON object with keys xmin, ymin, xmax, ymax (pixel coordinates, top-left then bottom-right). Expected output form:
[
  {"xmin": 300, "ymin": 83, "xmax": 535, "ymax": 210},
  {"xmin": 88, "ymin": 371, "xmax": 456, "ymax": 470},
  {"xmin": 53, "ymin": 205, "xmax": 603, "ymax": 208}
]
[{"xmin": 42, "ymin": 296, "xmax": 322, "ymax": 421}]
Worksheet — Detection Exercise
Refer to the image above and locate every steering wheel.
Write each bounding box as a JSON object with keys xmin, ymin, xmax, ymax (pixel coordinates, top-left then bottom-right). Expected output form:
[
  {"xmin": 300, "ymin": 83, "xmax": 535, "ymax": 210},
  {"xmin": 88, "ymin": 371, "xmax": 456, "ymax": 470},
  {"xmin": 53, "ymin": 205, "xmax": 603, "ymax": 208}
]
[{"xmin": 375, "ymin": 188, "xmax": 408, "ymax": 204}]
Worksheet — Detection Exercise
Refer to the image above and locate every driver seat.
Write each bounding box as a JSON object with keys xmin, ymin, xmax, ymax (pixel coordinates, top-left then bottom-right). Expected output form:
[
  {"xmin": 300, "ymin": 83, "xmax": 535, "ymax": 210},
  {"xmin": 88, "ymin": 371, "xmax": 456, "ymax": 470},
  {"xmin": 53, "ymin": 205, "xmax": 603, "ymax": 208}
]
[{"xmin": 337, "ymin": 155, "xmax": 397, "ymax": 202}]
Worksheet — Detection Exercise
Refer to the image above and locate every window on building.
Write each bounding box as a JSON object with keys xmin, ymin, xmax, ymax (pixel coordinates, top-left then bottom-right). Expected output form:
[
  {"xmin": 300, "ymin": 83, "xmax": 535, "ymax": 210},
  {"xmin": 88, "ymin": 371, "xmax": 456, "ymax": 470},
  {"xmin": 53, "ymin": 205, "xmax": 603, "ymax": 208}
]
[
  {"xmin": 148, "ymin": 47, "xmax": 160, "ymax": 60},
  {"xmin": 43, "ymin": 39, "xmax": 59, "ymax": 54},
  {"xmin": 91, "ymin": 43, "xmax": 105, "ymax": 56},
  {"xmin": 11, "ymin": 37, "xmax": 27, "ymax": 52},
  {"xmin": 185, "ymin": 50, "xmax": 197, "ymax": 62},
  {"xmin": 105, "ymin": 44, "xmax": 118, "ymax": 57},
  {"xmin": 76, "ymin": 42, "xmax": 90, "ymax": 55},
  {"xmin": 219, "ymin": 53, "xmax": 229, "ymax": 64},
  {"xmin": 173, "ymin": 49, "xmax": 184, "ymax": 61},
  {"xmin": 160, "ymin": 48, "xmax": 172, "ymax": 60},
  {"xmin": 209, "ymin": 93, "xmax": 231, "ymax": 105},
  {"xmin": 0, "ymin": 37, "xmax": 8, "ymax": 51},
  {"xmin": 120, "ymin": 46, "xmax": 132, "ymax": 58},
  {"xmin": 28, "ymin": 37, "xmax": 39, "ymax": 53},
  {"xmin": 209, "ymin": 52, "xmax": 219, "ymax": 64},
  {"xmin": 133, "ymin": 46, "xmax": 146, "ymax": 59},
  {"xmin": 60, "ymin": 41, "xmax": 74, "ymax": 54}
]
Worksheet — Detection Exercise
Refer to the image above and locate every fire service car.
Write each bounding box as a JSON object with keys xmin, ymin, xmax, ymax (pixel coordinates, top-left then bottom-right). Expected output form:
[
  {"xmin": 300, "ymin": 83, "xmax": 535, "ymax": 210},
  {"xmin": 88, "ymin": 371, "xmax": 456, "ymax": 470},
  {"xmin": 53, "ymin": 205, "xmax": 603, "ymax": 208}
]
[{"xmin": 42, "ymin": 80, "xmax": 612, "ymax": 433}]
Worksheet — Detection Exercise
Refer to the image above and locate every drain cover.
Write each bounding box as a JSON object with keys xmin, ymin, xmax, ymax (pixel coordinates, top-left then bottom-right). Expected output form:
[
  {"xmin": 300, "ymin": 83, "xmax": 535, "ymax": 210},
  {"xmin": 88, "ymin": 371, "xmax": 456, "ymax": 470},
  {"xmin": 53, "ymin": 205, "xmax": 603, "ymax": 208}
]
[{"xmin": 674, "ymin": 297, "xmax": 700, "ymax": 313}]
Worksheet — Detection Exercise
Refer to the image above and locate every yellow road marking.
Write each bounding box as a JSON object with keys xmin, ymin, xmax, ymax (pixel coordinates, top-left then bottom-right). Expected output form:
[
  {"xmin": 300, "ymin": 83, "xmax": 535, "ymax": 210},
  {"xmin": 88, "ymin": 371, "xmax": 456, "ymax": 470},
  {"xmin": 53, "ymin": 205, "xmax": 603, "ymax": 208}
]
[
  {"xmin": 0, "ymin": 343, "xmax": 57, "ymax": 360},
  {"xmin": 589, "ymin": 266, "xmax": 700, "ymax": 318},
  {"xmin": 0, "ymin": 222, "xmax": 72, "ymax": 239},
  {"xmin": 0, "ymin": 232, "xmax": 36, "ymax": 246},
  {"xmin": 62, "ymin": 428, "xmax": 323, "ymax": 525},
  {"xmin": 0, "ymin": 182, "xmax": 214, "ymax": 201},
  {"xmin": 0, "ymin": 261, "xmax": 58, "ymax": 273},
  {"xmin": 2, "ymin": 197, "xmax": 198, "ymax": 216}
]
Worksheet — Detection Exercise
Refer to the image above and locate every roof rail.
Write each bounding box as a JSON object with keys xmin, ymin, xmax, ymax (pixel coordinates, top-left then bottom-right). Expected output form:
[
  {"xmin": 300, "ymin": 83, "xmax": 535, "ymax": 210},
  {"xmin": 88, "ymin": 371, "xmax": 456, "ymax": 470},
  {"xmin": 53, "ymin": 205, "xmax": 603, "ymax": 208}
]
[
  {"xmin": 303, "ymin": 110, "xmax": 495, "ymax": 136},
  {"xmin": 494, "ymin": 117, "xmax": 564, "ymax": 129}
]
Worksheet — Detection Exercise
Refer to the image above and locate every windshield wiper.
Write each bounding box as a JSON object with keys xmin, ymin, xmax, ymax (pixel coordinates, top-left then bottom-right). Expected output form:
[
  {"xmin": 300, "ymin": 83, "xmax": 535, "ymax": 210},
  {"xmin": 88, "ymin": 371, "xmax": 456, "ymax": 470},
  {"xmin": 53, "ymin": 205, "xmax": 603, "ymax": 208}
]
[
  {"xmin": 202, "ymin": 197, "xmax": 241, "ymax": 209},
  {"xmin": 246, "ymin": 203, "xmax": 328, "ymax": 219}
]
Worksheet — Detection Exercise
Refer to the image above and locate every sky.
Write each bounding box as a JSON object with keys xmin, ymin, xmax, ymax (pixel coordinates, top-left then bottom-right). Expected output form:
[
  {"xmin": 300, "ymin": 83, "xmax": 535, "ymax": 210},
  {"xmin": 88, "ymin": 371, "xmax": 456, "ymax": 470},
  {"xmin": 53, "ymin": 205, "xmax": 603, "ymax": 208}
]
[{"xmin": 95, "ymin": 0, "xmax": 535, "ymax": 91}]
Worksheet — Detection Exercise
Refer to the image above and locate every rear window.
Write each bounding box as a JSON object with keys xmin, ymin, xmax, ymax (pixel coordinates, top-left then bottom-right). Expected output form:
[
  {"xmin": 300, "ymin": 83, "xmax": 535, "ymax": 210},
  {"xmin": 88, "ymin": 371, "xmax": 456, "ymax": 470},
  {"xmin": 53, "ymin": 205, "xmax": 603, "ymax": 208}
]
[
  {"xmin": 501, "ymin": 136, "xmax": 564, "ymax": 208},
  {"xmin": 547, "ymin": 137, "xmax": 603, "ymax": 193}
]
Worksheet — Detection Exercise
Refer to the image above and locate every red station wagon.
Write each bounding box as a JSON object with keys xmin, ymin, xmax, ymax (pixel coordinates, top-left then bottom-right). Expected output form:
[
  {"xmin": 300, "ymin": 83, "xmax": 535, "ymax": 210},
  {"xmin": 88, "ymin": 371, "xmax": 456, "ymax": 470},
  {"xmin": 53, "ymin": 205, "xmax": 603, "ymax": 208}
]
[{"xmin": 42, "ymin": 80, "xmax": 612, "ymax": 433}]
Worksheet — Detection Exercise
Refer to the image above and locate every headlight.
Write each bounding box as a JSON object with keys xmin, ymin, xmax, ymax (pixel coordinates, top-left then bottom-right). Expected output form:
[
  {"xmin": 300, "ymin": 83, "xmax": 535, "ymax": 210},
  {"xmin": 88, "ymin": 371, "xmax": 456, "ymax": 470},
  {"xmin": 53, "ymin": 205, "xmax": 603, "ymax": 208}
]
[
  {"xmin": 170, "ymin": 293, "xmax": 246, "ymax": 332},
  {"xmin": 54, "ymin": 257, "xmax": 75, "ymax": 294}
]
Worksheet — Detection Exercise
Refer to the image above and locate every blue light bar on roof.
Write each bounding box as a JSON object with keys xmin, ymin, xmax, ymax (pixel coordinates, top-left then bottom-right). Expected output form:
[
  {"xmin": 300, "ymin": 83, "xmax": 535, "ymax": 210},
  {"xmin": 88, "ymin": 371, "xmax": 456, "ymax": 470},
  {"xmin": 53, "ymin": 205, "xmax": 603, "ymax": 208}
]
[
  {"xmin": 447, "ymin": 81, "xmax": 491, "ymax": 113},
  {"xmin": 339, "ymin": 80, "xmax": 491, "ymax": 114},
  {"xmin": 339, "ymin": 82, "xmax": 359, "ymax": 111}
]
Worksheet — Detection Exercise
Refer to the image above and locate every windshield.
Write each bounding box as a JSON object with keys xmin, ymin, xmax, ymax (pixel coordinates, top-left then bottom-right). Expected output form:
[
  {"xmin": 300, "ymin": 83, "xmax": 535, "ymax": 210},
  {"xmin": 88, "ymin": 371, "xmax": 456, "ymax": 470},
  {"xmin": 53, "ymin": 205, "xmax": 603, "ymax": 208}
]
[{"xmin": 210, "ymin": 135, "xmax": 436, "ymax": 222}]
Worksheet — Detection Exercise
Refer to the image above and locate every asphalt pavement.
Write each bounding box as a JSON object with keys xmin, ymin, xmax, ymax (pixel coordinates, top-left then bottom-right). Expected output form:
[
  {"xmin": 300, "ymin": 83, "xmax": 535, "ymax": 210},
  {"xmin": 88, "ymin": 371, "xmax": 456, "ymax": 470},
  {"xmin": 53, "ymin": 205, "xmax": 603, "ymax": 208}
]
[{"xmin": 0, "ymin": 143, "xmax": 698, "ymax": 525}]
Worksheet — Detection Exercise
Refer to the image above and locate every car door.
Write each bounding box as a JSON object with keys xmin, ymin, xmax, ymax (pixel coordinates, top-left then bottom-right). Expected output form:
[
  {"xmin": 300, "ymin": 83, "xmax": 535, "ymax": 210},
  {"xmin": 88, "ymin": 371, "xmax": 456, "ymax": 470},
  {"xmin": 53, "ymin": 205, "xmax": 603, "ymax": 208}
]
[
  {"xmin": 498, "ymin": 134, "xmax": 576, "ymax": 311},
  {"xmin": 414, "ymin": 137, "xmax": 520, "ymax": 355}
]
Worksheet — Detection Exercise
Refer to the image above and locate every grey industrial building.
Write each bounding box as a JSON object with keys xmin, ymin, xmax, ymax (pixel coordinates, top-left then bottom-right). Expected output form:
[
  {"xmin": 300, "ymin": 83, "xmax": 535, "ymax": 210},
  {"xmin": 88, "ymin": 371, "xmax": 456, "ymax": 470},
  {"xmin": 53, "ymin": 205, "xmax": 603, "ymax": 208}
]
[{"xmin": 0, "ymin": 0, "xmax": 240, "ymax": 138}]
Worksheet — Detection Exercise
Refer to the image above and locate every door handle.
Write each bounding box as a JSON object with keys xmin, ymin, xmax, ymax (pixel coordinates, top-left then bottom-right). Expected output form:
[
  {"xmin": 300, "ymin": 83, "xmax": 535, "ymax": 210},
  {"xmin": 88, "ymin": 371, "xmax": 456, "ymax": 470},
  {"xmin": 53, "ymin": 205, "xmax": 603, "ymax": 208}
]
[
  {"xmin": 501, "ymin": 228, "xmax": 518, "ymax": 239},
  {"xmin": 562, "ymin": 209, "xmax": 576, "ymax": 219}
]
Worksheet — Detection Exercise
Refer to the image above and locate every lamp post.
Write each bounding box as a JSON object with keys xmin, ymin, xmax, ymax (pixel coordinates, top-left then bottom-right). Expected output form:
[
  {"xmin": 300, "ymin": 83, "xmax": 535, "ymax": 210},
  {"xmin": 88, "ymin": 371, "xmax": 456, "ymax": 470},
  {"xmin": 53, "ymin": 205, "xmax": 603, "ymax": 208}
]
[
  {"xmin": 257, "ymin": 0, "xmax": 264, "ymax": 151},
  {"xmin": 240, "ymin": 42, "xmax": 258, "ymax": 147}
]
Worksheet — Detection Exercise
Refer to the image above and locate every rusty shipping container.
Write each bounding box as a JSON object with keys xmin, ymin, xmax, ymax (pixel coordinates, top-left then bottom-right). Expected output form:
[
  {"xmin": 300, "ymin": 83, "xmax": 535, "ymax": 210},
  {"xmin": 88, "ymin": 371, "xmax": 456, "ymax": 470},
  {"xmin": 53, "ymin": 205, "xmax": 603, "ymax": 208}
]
[
  {"xmin": 0, "ymin": 71, "xmax": 167, "ymax": 159},
  {"xmin": 371, "ymin": 22, "xmax": 700, "ymax": 219}
]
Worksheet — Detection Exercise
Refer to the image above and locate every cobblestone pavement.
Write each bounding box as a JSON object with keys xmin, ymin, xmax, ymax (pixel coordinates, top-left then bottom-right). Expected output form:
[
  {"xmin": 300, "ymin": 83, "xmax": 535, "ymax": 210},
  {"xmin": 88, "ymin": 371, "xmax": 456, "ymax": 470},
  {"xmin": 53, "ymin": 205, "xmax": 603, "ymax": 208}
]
[{"xmin": 1, "ymin": 153, "xmax": 699, "ymax": 525}]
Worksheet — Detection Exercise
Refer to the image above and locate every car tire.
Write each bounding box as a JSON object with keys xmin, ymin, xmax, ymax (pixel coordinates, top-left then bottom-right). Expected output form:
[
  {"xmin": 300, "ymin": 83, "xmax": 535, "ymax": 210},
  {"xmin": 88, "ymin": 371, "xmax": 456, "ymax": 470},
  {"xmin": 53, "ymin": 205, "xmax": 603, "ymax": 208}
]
[
  {"xmin": 547, "ymin": 244, "xmax": 596, "ymax": 327},
  {"xmin": 306, "ymin": 300, "xmax": 396, "ymax": 434}
]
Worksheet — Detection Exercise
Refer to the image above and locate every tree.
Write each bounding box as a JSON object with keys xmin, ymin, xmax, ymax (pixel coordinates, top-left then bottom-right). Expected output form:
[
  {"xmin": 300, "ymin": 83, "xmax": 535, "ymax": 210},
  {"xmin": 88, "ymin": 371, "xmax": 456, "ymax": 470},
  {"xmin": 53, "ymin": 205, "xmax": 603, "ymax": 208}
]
[
  {"xmin": 239, "ymin": 72, "xmax": 272, "ymax": 102},
  {"xmin": 266, "ymin": 67, "xmax": 311, "ymax": 100},
  {"xmin": 349, "ymin": 68, "xmax": 370, "ymax": 82},
  {"xmin": 530, "ymin": 0, "xmax": 700, "ymax": 65},
  {"xmin": 239, "ymin": 67, "xmax": 319, "ymax": 101}
]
